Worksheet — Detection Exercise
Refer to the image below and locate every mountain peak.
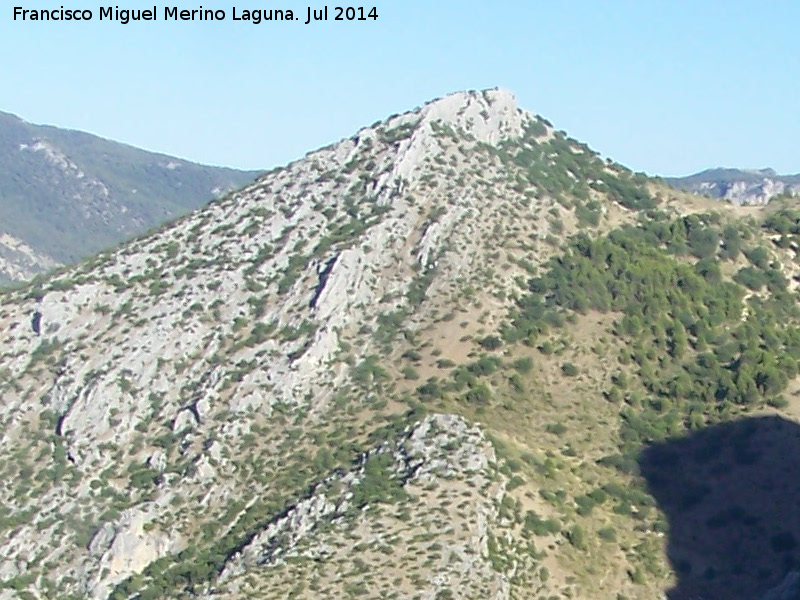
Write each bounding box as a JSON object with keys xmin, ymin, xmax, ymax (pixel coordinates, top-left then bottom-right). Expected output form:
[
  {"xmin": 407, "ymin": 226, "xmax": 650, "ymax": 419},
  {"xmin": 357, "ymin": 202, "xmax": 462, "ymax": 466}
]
[
  {"xmin": 0, "ymin": 90, "xmax": 682, "ymax": 600},
  {"xmin": 414, "ymin": 88, "xmax": 524, "ymax": 144},
  {"xmin": 341, "ymin": 88, "xmax": 527, "ymax": 201}
]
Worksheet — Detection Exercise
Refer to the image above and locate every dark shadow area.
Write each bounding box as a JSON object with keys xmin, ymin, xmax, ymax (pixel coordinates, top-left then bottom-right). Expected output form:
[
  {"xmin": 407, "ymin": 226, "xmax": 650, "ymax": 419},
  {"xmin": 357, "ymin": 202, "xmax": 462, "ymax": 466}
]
[{"xmin": 640, "ymin": 415, "xmax": 800, "ymax": 600}]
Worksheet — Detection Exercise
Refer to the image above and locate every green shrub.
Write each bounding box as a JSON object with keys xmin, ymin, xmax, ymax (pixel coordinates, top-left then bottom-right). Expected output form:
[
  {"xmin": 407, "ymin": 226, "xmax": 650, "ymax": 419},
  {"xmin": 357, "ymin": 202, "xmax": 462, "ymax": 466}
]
[
  {"xmin": 567, "ymin": 524, "xmax": 588, "ymax": 550},
  {"xmin": 523, "ymin": 511, "xmax": 561, "ymax": 536},
  {"xmin": 561, "ymin": 362, "xmax": 579, "ymax": 377},
  {"xmin": 597, "ymin": 526, "xmax": 617, "ymax": 542},
  {"xmin": 512, "ymin": 356, "xmax": 534, "ymax": 373},
  {"xmin": 479, "ymin": 335, "xmax": 503, "ymax": 350},
  {"xmin": 402, "ymin": 366, "xmax": 420, "ymax": 380}
]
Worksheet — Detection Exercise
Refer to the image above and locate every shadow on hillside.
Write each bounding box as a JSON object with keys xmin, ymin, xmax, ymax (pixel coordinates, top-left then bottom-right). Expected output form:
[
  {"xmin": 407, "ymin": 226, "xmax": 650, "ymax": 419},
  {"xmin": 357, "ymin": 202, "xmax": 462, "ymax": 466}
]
[{"xmin": 640, "ymin": 415, "xmax": 800, "ymax": 600}]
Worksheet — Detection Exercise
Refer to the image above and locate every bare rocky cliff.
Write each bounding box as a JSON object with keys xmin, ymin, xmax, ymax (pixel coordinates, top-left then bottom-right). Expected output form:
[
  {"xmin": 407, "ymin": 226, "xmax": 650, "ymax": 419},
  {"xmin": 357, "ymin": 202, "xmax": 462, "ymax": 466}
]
[{"xmin": 668, "ymin": 168, "xmax": 800, "ymax": 206}]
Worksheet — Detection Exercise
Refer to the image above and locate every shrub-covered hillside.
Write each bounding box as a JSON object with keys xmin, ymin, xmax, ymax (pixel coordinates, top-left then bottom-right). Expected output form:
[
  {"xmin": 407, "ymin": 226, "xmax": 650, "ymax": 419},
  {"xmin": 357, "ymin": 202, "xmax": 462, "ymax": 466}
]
[{"xmin": 1, "ymin": 89, "xmax": 800, "ymax": 600}]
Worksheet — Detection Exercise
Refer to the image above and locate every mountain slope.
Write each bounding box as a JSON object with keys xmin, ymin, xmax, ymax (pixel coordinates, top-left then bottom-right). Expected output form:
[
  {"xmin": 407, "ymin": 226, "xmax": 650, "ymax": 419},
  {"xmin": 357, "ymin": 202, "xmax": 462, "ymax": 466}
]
[
  {"xmin": 668, "ymin": 167, "xmax": 800, "ymax": 205},
  {"xmin": 1, "ymin": 89, "xmax": 799, "ymax": 600},
  {"xmin": 0, "ymin": 110, "xmax": 260, "ymax": 282}
]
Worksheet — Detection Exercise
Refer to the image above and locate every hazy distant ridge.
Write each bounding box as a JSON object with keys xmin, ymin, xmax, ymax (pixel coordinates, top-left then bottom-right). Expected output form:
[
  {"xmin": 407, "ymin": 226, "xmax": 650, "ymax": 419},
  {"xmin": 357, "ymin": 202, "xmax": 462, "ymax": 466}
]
[
  {"xmin": 667, "ymin": 167, "xmax": 800, "ymax": 205},
  {"xmin": 0, "ymin": 110, "xmax": 260, "ymax": 281}
]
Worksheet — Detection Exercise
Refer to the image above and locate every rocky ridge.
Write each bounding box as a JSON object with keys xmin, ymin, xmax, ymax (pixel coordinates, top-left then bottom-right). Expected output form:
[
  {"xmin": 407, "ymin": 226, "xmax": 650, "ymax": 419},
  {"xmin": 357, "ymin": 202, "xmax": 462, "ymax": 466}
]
[
  {"xmin": 0, "ymin": 88, "xmax": 704, "ymax": 599},
  {"xmin": 668, "ymin": 168, "xmax": 800, "ymax": 206},
  {"xmin": 209, "ymin": 414, "xmax": 506, "ymax": 600}
]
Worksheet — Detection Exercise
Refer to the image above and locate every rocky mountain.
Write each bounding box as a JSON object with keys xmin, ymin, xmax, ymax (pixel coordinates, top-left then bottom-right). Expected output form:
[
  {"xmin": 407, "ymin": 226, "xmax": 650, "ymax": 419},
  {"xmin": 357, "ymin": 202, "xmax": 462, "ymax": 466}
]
[
  {"xmin": 2, "ymin": 89, "xmax": 800, "ymax": 600},
  {"xmin": 0, "ymin": 110, "xmax": 260, "ymax": 282},
  {"xmin": 667, "ymin": 167, "xmax": 800, "ymax": 205}
]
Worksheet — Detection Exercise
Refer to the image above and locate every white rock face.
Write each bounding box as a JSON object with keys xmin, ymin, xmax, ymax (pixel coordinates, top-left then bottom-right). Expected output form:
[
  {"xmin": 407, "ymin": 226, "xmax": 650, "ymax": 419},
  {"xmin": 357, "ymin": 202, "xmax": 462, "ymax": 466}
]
[
  {"xmin": 0, "ymin": 232, "xmax": 59, "ymax": 281},
  {"xmin": 420, "ymin": 88, "xmax": 524, "ymax": 144},
  {"xmin": 708, "ymin": 178, "xmax": 799, "ymax": 206},
  {"xmin": 672, "ymin": 169, "xmax": 800, "ymax": 206},
  {"xmin": 89, "ymin": 506, "xmax": 185, "ymax": 599},
  {"xmin": 373, "ymin": 89, "xmax": 523, "ymax": 195}
]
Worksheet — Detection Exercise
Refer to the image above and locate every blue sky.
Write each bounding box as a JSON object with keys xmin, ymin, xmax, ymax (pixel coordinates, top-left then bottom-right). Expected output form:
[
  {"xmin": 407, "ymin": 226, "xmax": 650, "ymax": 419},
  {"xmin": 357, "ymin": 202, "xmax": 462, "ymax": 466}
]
[{"xmin": 1, "ymin": 1, "xmax": 798, "ymax": 175}]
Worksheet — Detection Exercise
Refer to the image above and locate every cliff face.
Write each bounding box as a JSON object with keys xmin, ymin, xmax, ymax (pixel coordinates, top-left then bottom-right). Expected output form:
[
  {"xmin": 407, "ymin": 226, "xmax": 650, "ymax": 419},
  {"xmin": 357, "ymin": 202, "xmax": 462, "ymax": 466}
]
[{"xmin": 668, "ymin": 168, "xmax": 800, "ymax": 205}]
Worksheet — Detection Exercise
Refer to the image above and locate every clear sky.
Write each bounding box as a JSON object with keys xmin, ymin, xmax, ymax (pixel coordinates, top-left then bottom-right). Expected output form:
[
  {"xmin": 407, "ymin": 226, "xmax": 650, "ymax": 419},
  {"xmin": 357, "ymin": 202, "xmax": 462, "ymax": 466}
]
[{"xmin": 1, "ymin": 1, "xmax": 798, "ymax": 176}]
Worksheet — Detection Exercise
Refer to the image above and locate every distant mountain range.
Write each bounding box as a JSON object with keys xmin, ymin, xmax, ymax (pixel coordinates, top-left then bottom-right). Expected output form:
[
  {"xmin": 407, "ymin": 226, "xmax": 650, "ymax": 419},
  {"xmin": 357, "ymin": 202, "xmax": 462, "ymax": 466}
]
[
  {"xmin": 667, "ymin": 168, "xmax": 800, "ymax": 206},
  {"xmin": 0, "ymin": 110, "xmax": 260, "ymax": 282}
]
